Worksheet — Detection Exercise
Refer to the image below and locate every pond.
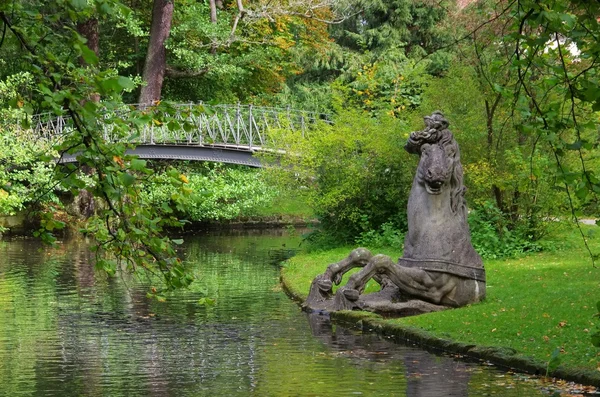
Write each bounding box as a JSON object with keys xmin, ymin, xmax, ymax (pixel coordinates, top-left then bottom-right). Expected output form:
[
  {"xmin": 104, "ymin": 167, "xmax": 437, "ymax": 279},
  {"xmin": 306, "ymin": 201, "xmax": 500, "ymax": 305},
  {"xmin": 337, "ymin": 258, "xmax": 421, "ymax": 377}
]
[{"xmin": 0, "ymin": 229, "xmax": 560, "ymax": 396}]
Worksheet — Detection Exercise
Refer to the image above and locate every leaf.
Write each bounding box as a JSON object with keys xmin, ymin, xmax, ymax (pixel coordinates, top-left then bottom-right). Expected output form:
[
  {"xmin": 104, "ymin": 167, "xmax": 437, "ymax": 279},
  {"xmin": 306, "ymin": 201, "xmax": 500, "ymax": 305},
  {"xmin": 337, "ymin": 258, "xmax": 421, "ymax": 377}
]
[
  {"xmin": 80, "ymin": 45, "xmax": 99, "ymax": 65},
  {"xmin": 120, "ymin": 172, "xmax": 136, "ymax": 187},
  {"xmin": 69, "ymin": 0, "xmax": 87, "ymax": 10},
  {"xmin": 99, "ymin": 78, "xmax": 121, "ymax": 92},
  {"xmin": 575, "ymin": 187, "xmax": 588, "ymax": 200},
  {"xmin": 559, "ymin": 13, "xmax": 576, "ymax": 30},
  {"xmin": 171, "ymin": 239, "xmax": 184, "ymax": 245},
  {"xmin": 130, "ymin": 158, "xmax": 147, "ymax": 171},
  {"xmin": 591, "ymin": 332, "xmax": 600, "ymax": 348},
  {"xmin": 566, "ymin": 140, "xmax": 583, "ymax": 150},
  {"xmin": 117, "ymin": 76, "xmax": 136, "ymax": 90},
  {"xmin": 167, "ymin": 120, "xmax": 180, "ymax": 131},
  {"xmin": 198, "ymin": 297, "xmax": 216, "ymax": 306},
  {"xmin": 546, "ymin": 347, "xmax": 561, "ymax": 375}
]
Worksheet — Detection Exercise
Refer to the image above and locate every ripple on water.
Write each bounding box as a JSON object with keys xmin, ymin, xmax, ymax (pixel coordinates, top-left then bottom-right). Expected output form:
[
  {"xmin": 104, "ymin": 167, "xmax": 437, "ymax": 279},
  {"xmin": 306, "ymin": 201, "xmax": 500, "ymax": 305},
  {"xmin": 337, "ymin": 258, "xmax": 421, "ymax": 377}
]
[{"xmin": 0, "ymin": 233, "xmax": 560, "ymax": 396}]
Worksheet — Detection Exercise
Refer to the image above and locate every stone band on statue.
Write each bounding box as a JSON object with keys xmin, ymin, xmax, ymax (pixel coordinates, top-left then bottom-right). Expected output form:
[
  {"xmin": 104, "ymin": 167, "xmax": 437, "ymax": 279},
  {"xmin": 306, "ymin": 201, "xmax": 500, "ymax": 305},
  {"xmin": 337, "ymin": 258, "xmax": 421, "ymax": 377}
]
[
  {"xmin": 304, "ymin": 111, "xmax": 486, "ymax": 315},
  {"xmin": 398, "ymin": 258, "xmax": 486, "ymax": 283}
]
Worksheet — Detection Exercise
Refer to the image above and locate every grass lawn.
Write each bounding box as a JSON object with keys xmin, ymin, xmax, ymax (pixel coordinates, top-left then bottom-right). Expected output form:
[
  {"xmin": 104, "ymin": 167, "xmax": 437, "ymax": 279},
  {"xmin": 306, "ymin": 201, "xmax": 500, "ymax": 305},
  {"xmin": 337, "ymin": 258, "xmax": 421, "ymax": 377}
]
[{"xmin": 281, "ymin": 223, "xmax": 600, "ymax": 373}]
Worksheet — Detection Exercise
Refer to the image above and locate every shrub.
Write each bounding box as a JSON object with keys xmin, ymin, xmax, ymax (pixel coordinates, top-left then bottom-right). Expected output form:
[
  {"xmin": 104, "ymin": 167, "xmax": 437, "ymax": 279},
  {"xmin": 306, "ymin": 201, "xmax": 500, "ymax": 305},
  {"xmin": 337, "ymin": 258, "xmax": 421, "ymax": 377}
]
[
  {"xmin": 270, "ymin": 109, "xmax": 414, "ymax": 243},
  {"xmin": 355, "ymin": 221, "xmax": 405, "ymax": 249},
  {"xmin": 142, "ymin": 163, "xmax": 277, "ymax": 222},
  {"xmin": 0, "ymin": 127, "xmax": 57, "ymax": 215},
  {"xmin": 468, "ymin": 201, "xmax": 544, "ymax": 259}
]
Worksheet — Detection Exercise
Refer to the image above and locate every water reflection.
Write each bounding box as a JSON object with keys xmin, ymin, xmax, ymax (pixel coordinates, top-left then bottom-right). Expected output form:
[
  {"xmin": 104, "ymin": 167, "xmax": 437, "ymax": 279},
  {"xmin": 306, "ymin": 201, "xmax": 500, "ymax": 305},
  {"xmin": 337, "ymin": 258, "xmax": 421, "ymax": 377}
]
[
  {"xmin": 0, "ymin": 232, "xmax": 554, "ymax": 396},
  {"xmin": 307, "ymin": 312, "xmax": 471, "ymax": 396}
]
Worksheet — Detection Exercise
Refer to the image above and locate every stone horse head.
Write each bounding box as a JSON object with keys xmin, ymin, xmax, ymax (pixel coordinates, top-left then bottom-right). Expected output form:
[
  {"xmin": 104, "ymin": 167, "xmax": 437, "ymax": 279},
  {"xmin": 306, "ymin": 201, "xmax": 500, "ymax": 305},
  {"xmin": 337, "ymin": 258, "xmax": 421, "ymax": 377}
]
[
  {"xmin": 405, "ymin": 111, "xmax": 467, "ymax": 218},
  {"xmin": 402, "ymin": 112, "xmax": 479, "ymax": 267}
]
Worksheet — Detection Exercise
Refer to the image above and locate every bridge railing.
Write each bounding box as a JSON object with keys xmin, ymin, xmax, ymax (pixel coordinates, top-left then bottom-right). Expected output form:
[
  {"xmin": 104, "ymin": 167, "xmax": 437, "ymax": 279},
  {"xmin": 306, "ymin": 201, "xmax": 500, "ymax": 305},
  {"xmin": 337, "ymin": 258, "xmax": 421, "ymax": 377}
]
[{"xmin": 31, "ymin": 103, "xmax": 331, "ymax": 150}]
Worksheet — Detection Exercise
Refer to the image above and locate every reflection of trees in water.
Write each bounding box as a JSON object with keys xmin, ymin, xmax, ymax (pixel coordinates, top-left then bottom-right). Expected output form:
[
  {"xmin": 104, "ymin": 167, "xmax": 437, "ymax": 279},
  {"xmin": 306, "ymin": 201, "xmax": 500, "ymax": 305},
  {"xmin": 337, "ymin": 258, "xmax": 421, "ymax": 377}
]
[
  {"xmin": 0, "ymin": 236, "xmax": 270, "ymax": 395},
  {"xmin": 0, "ymin": 234, "xmax": 547, "ymax": 396},
  {"xmin": 179, "ymin": 228, "xmax": 304, "ymax": 266},
  {"xmin": 307, "ymin": 313, "xmax": 469, "ymax": 396}
]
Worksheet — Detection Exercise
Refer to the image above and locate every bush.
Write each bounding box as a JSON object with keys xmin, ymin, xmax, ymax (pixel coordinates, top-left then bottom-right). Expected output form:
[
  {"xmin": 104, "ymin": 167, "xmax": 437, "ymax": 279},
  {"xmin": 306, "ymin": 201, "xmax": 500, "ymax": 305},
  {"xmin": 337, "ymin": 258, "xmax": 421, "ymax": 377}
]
[
  {"xmin": 468, "ymin": 201, "xmax": 544, "ymax": 259},
  {"xmin": 270, "ymin": 109, "xmax": 414, "ymax": 243},
  {"xmin": 355, "ymin": 221, "xmax": 405, "ymax": 249},
  {"xmin": 142, "ymin": 163, "xmax": 277, "ymax": 222},
  {"xmin": 0, "ymin": 127, "xmax": 57, "ymax": 215}
]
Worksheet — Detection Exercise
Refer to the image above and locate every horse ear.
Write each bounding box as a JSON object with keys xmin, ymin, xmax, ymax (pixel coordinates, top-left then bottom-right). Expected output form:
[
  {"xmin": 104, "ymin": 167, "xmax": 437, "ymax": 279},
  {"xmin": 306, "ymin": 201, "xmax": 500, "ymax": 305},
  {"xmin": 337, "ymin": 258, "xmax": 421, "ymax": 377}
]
[
  {"xmin": 432, "ymin": 111, "xmax": 449, "ymax": 129},
  {"xmin": 404, "ymin": 136, "xmax": 422, "ymax": 155}
]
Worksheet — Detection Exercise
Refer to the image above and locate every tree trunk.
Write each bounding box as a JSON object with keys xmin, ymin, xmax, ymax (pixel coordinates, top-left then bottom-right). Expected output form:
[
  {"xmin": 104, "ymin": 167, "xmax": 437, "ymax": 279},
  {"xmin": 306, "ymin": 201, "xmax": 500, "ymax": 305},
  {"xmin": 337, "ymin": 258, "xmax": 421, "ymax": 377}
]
[
  {"xmin": 76, "ymin": 18, "xmax": 100, "ymax": 218},
  {"xmin": 209, "ymin": 0, "xmax": 217, "ymax": 23},
  {"xmin": 484, "ymin": 93, "xmax": 504, "ymax": 212},
  {"xmin": 77, "ymin": 18, "xmax": 99, "ymax": 58},
  {"xmin": 138, "ymin": 0, "xmax": 174, "ymax": 105},
  {"xmin": 77, "ymin": 17, "xmax": 100, "ymax": 103},
  {"xmin": 209, "ymin": 0, "xmax": 217, "ymax": 54}
]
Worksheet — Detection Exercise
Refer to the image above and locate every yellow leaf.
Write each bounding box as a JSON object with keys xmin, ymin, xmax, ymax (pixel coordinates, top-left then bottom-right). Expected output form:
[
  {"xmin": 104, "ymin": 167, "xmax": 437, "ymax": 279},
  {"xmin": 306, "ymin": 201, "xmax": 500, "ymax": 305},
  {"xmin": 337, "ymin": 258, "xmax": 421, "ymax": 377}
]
[
  {"xmin": 179, "ymin": 174, "xmax": 189, "ymax": 183},
  {"xmin": 113, "ymin": 156, "xmax": 124, "ymax": 166}
]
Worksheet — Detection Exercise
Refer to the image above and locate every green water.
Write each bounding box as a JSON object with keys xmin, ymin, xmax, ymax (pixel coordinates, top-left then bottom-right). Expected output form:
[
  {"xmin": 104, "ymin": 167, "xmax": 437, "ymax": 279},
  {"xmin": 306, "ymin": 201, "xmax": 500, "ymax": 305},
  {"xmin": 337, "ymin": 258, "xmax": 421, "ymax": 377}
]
[{"xmin": 0, "ymin": 230, "xmax": 556, "ymax": 396}]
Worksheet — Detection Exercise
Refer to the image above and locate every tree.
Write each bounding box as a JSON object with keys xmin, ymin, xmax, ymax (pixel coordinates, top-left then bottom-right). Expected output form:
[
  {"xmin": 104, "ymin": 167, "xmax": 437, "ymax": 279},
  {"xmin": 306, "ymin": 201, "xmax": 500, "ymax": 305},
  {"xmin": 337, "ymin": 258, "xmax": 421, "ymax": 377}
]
[
  {"xmin": 0, "ymin": 0, "xmax": 194, "ymax": 293},
  {"xmin": 271, "ymin": 0, "xmax": 454, "ymax": 116},
  {"xmin": 138, "ymin": 0, "xmax": 173, "ymax": 104},
  {"xmin": 135, "ymin": 0, "xmax": 356, "ymax": 104},
  {"xmin": 440, "ymin": 0, "xmax": 600, "ymax": 261}
]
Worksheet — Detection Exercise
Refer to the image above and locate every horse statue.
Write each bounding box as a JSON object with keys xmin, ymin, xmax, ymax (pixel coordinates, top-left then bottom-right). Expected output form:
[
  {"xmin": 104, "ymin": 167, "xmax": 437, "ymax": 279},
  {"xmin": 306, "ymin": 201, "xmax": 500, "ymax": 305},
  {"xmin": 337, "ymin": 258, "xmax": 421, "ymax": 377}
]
[{"xmin": 304, "ymin": 112, "xmax": 486, "ymax": 315}]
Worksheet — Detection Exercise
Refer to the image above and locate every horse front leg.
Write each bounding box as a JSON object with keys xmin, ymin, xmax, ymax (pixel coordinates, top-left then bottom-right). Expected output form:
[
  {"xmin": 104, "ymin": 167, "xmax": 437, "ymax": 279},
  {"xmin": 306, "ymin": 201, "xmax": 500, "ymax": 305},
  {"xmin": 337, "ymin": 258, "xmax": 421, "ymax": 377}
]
[
  {"xmin": 333, "ymin": 254, "xmax": 394, "ymax": 311},
  {"xmin": 304, "ymin": 248, "xmax": 373, "ymax": 311},
  {"xmin": 323, "ymin": 247, "xmax": 373, "ymax": 285}
]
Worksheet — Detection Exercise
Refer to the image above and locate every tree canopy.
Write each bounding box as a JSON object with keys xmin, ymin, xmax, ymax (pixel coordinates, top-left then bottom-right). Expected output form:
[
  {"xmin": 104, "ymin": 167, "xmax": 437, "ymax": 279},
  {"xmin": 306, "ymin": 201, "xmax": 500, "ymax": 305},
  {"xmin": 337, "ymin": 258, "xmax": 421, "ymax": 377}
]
[{"xmin": 0, "ymin": 0, "xmax": 598, "ymax": 291}]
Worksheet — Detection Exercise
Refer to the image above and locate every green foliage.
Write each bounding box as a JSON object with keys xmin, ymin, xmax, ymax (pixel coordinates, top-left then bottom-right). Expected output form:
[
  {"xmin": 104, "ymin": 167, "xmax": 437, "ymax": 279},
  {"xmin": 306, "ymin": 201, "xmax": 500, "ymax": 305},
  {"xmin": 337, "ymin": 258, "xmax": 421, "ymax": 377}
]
[
  {"xmin": 355, "ymin": 222, "xmax": 405, "ymax": 249},
  {"xmin": 270, "ymin": 110, "xmax": 413, "ymax": 243},
  {"xmin": 0, "ymin": 127, "xmax": 56, "ymax": 215},
  {"xmin": 331, "ymin": 0, "xmax": 451, "ymax": 56},
  {"xmin": 142, "ymin": 163, "xmax": 277, "ymax": 222},
  {"xmin": 268, "ymin": 0, "xmax": 453, "ymax": 117},
  {"xmin": 468, "ymin": 202, "xmax": 545, "ymax": 260},
  {"xmin": 161, "ymin": 1, "xmax": 333, "ymax": 104},
  {"xmin": 546, "ymin": 347, "xmax": 562, "ymax": 377},
  {"xmin": 0, "ymin": 1, "xmax": 197, "ymax": 292},
  {"xmin": 453, "ymin": 0, "xmax": 600, "ymax": 263}
]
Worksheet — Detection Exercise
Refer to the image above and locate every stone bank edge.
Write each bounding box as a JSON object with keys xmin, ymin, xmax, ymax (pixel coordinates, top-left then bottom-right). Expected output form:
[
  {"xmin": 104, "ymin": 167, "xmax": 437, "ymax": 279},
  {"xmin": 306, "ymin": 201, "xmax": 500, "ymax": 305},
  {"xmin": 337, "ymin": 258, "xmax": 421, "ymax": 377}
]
[{"xmin": 280, "ymin": 270, "xmax": 600, "ymax": 388}]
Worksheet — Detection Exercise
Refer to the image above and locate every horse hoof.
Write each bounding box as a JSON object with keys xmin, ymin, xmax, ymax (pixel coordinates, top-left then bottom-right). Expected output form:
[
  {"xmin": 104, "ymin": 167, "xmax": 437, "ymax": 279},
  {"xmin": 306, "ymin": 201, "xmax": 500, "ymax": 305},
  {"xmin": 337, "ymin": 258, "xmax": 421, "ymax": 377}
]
[
  {"xmin": 317, "ymin": 279, "xmax": 333, "ymax": 292},
  {"xmin": 343, "ymin": 288, "xmax": 360, "ymax": 301}
]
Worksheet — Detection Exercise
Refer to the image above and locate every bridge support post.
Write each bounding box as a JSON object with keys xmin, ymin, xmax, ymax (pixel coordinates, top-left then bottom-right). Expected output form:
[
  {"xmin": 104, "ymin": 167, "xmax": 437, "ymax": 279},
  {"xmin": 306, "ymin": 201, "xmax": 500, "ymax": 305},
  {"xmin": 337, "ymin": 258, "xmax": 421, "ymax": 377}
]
[{"xmin": 249, "ymin": 104, "xmax": 253, "ymax": 149}]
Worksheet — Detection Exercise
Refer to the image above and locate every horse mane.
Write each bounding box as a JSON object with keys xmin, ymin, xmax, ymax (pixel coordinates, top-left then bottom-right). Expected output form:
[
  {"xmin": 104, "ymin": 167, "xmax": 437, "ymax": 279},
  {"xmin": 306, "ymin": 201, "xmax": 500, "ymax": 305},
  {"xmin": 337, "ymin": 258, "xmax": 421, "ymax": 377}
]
[
  {"xmin": 439, "ymin": 129, "xmax": 467, "ymax": 217},
  {"xmin": 406, "ymin": 112, "xmax": 467, "ymax": 217}
]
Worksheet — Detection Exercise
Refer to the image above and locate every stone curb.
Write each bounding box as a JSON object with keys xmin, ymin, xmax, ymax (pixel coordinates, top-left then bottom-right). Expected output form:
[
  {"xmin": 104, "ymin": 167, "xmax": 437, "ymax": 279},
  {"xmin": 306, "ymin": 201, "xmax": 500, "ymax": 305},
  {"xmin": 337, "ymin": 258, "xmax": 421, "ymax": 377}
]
[{"xmin": 280, "ymin": 270, "xmax": 600, "ymax": 388}]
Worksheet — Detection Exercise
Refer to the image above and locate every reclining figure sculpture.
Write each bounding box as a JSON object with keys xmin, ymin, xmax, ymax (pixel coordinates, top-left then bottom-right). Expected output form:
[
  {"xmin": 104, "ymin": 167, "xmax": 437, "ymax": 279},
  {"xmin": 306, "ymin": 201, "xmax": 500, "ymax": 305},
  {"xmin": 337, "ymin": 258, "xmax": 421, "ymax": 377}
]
[{"xmin": 305, "ymin": 112, "xmax": 486, "ymax": 315}]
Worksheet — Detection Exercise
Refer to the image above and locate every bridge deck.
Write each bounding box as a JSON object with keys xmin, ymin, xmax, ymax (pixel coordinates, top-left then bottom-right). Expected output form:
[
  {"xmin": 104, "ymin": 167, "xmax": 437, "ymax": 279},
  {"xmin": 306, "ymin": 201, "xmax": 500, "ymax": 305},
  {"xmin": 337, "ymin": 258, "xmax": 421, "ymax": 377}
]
[
  {"xmin": 59, "ymin": 144, "xmax": 265, "ymax": 167},
  {"xmin": 32, "ymin": 103, "xmax": 328, "ymax": 166}
]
